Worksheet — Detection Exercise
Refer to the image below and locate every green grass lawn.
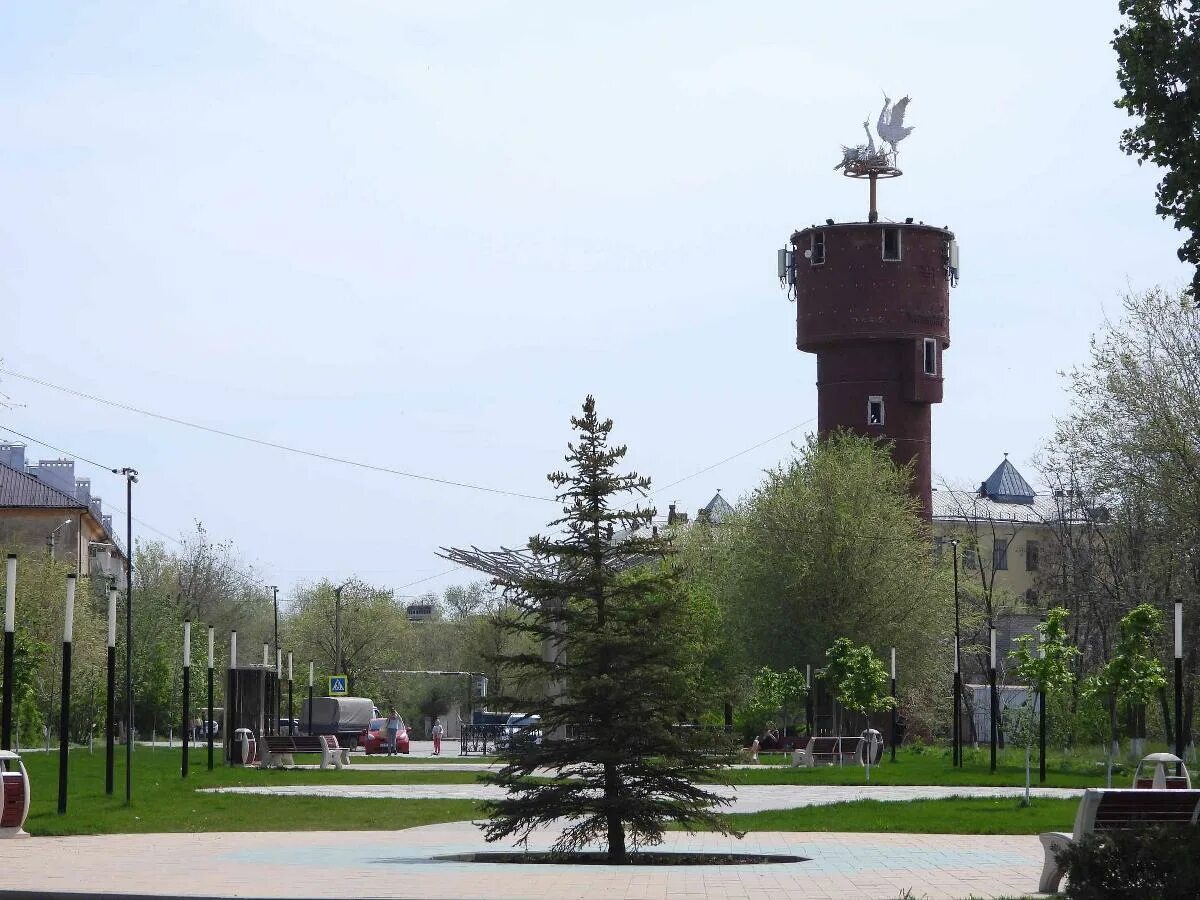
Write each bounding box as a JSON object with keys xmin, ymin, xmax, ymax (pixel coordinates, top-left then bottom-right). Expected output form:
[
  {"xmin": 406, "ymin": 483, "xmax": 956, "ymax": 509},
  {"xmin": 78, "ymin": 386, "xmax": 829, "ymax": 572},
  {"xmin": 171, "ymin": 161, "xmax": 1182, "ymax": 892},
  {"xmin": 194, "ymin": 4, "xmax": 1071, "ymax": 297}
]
[
  {"xmin": 719, "ymin": 745, "xmax": 1126, "ymax": 788},
  {"xmin": 722, "ymin": 797, "xmax": 1078, "ymax": 834},
  {"xmin": 14, "ymin": 743, "xmax": 1108, "ymax": 837},
  {"xmin": 19, "ymin": 747, "xmax": 484, "ymax": 836}
]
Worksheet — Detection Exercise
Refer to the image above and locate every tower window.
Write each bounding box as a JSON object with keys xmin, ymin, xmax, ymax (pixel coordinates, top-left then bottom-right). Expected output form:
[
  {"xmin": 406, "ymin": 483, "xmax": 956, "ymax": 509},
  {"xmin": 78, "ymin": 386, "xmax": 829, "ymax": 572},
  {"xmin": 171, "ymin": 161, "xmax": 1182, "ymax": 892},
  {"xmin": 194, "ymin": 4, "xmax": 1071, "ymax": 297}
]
[
  {"xmin": 882, "ymin": 228, "xmax": 902, "ymax": 261},
  {"xmin": 811, "ymin": 231, "xmax": 825, "ymax": 265},
  {"xmin": 923, "ymin": 338, "xmax": 937, "ymax": 375},
  {"xmin": 867, "ymin": 396, "xmax": 884, "ymax": 426}
]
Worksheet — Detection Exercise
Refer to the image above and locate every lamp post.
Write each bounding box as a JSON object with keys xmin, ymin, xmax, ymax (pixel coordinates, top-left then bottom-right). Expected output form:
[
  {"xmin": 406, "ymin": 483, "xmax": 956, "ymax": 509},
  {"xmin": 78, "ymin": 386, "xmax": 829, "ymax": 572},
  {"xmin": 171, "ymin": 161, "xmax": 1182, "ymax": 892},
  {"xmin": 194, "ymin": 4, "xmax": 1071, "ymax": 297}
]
[
  {"xmin": 58, "ymin": 574, "xmax": 76, "ymax": 814},
  {"xmin": 46, "ymin": 518, "xmax": 72, "ymax": 559},
  {"xmin": 890, "ymin": 647, "xmax": 898, "ymax": 763},
  {"xmin": 1175, "ymin": 602, "xmax": 1184, "ymax": 763},
  {"xmin": 2, "ymin": 554, "xmax": 16, "ymax": 751},
  {"xmin": 307, "ymin": 661, "xmax": 314, "ymax": 736},
  {"xmin": 207, "ymin": 626, "xmax": 214, "ymax": 771},
  {"xmin": 181, "ymin": 621, "xmax": 190, "ymax": 778},
  {"xmin": 950, "ymin": 539, "xmax": 961, "ymax": 767},
  {"xmin": 260, "ymin": 643, "xmax": 268, "ymax": 739},
  {"xmin": 115, "ymin": 466, "xmax": 137, "ymax": 805},
  {"xmin": 105, "ymin": 581, "xmax": 117, "ymax": 793},
  {"xmin": 287, "ymin": 652, "xmax": 294, "ymax": 735},
  {"xmin": 805, "ymin": 663, "xmax": 814, "ymax": 735},
  {"xmin": 228, "ymin": 631, "xmax": 236, "ymax": 766},
  {"xmin": 989, "ymin": 625, "xmax": 998, "ymax": 774},
  {"xmin": 333, "ymin": 580, "xmax": 351, "ymax": 679},
  {"xmin": 1038, "ymin": 617, "xmax": 1047, "ymax": 784},
  {"xmin": 267, "ymin": 583, "xmax": 279, "ymax": 667},
  {"xmin": 276, "ymin": 648, "xmax": 282, "ymax": 734}
]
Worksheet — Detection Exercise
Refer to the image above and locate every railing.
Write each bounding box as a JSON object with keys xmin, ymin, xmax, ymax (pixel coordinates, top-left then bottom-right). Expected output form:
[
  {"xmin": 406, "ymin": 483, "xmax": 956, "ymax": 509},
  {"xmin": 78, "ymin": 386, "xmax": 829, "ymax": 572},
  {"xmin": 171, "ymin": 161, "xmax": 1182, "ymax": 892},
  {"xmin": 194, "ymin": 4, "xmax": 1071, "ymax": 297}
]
[{"xmin": 459, "ymin": 723, "xmax": 505, "ymax": 756}]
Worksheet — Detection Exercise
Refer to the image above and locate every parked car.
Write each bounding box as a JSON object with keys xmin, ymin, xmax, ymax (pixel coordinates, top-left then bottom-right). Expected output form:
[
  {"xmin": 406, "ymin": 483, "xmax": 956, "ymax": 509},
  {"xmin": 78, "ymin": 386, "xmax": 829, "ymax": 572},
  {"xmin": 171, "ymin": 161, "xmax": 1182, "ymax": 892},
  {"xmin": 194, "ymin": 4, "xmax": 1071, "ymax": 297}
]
[
  {"xmin": 360, "ymin": 716, "xmax": 410, "ymax": 755},
  {"xmin": 276, "ymin": 717, "xmax": 300, "ymax": 734},
  {"xmin": 496, "ymin": 713, "xmax": 542, "ymax": 749}
]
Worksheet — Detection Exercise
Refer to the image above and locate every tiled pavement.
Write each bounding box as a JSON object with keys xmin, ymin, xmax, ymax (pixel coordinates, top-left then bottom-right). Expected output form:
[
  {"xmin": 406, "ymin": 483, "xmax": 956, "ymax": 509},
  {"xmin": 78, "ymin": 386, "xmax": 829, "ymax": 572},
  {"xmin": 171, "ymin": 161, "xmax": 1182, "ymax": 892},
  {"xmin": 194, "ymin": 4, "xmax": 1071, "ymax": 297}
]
[
  {"xmin": 201, "ymin": 782, "xmax": 1082, "ymax": 814},
  {"xmin": 0, "ymin": 823, "xmax": 1050, "ymax": 898}
]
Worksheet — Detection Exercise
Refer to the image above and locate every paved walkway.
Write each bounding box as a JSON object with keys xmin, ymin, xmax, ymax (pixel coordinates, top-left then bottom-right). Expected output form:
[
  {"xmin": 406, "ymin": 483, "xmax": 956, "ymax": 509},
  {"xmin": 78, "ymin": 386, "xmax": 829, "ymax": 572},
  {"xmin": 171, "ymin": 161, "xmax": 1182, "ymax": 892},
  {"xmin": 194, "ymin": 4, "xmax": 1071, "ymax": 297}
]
[
  {"xmin": 0, "ymin": 823, "xmax": 1049, "ymax": 898},
  {"xmin": 202, "ymin": 781, "xmax": 1082, "ymax": 813}
]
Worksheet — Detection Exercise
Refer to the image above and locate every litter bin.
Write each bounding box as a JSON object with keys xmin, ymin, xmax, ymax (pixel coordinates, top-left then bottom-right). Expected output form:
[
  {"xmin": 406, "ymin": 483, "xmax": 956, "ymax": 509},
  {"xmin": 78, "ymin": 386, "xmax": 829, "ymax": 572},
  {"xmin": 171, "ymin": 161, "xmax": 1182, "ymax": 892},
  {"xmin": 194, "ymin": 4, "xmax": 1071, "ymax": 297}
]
[
  {"xmin": 0, "ymin": 750, "xmax": 31, "ymax": 839},
  {"xmin": 233, "ymin": 728, "xmax": 257, "ymax": 767},
  {"xmin": 858, "ymin": 729, "xmax": 883, "ymax": 766}
]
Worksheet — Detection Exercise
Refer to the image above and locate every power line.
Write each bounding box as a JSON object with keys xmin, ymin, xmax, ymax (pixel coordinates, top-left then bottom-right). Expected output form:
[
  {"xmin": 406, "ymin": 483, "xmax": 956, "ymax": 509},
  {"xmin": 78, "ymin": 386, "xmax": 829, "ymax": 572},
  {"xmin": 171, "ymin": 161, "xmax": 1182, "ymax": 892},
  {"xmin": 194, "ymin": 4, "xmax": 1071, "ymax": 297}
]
[{"xmin": 0, "ymin": 368, "xmax": 555, "ymax": 503}]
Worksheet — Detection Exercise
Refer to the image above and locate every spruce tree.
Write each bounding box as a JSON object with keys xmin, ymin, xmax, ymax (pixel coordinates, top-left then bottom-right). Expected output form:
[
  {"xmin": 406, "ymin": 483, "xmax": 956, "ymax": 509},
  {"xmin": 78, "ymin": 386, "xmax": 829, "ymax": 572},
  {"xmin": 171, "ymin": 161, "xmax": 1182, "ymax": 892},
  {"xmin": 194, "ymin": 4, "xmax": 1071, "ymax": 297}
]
[{"xmin": 451, "ymin": 396, "xmax": 738, "ymax": 862}]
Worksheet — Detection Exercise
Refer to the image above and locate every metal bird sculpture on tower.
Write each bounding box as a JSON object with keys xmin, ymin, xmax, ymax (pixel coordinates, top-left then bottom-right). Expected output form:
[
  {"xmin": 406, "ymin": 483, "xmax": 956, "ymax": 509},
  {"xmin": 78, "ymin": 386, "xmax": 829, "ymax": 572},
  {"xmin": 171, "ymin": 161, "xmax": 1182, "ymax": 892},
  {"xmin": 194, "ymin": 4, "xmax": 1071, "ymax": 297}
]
[{"xmin": 876, "ymin": 94, "xmax": 914, "ymax": 159}]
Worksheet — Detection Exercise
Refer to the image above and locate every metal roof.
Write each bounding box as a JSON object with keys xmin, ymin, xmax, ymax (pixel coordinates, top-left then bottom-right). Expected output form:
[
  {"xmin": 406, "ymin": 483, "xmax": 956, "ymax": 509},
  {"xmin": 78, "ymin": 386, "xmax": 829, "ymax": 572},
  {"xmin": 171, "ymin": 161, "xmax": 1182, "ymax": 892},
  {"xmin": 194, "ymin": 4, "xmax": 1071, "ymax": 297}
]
[
  {"xmin": 0, "ymin": 459, "xmax": 87, "ymax": 509},
  {"xmin": 933, "ymin": 489, "xmax": 1063, "ymax": 526},
  {"xmin": 699, "ymin": 491, "xmax": 735, "ymax": 523},
  {"xmin": 981, "ymin": 457, "xmax": 1036, "ymax": 504}
]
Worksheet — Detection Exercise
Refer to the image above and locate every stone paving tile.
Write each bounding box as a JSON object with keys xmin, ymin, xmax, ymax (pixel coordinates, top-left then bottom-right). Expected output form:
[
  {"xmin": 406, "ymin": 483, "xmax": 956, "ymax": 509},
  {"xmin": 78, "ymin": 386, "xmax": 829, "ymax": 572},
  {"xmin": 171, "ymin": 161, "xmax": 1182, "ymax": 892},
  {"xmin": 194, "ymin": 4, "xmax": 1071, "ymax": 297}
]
[{"xmin": 0, "ymin": 824, "xmax": 1051, "ymax": 899}]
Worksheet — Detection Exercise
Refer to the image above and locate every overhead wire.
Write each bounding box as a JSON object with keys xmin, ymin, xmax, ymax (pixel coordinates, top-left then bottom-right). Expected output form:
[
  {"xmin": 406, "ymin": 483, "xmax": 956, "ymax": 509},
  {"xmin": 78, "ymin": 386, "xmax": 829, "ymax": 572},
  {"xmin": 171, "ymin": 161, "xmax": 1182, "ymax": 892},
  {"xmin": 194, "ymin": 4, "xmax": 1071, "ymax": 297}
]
[{"xmin": 0, "ymin": 368, "xmax": 556, "ymax": 503}]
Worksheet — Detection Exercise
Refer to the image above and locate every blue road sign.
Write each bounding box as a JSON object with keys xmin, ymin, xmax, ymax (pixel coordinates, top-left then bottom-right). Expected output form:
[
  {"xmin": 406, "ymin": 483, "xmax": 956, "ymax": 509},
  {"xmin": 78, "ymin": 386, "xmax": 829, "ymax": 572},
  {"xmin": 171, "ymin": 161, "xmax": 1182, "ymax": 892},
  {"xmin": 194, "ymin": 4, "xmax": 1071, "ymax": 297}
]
[{"xmin": 328, "ymin": 675, "xmax": 348, "ymax": 695}]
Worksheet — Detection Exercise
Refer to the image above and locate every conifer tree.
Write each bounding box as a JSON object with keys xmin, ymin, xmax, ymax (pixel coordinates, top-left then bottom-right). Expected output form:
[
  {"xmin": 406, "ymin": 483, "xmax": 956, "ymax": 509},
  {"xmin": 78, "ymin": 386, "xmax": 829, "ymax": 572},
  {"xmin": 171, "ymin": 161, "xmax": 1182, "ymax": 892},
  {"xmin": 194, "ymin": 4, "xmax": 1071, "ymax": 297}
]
[{"xmin": 449, "ymin": 396, "xmax": 738, "ymax": 862}]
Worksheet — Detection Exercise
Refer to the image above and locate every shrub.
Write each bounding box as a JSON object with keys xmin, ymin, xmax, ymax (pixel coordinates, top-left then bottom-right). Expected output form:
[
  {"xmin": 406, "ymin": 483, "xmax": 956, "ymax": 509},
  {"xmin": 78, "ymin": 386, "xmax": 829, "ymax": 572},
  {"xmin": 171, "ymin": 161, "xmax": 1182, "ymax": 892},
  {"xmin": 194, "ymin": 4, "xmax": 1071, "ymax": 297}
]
[{"xmin": 1057, "ymin": 825, "xmax": 1200, "ymax": 898}]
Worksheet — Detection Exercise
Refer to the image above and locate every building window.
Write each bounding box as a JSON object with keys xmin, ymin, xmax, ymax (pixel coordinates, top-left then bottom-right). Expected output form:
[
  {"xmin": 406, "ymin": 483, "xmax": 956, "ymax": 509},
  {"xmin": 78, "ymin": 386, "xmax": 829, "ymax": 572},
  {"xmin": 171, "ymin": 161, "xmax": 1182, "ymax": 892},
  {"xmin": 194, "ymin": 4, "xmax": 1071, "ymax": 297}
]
[
  {"xmin": 867, "ymin": 396, "xmax": 884, "ymax": 426},
  {"xmin": 1026, "ymin": 540, "xmax": 1040, "ymax": 572},
  {"xmin": 882, "ymin": 227, "xmax": 902, "ymax": 261},
  {"xmin": 923, "ymin": 338, "xmax": 937, "ymax": 376},
  {"xmin": 811, "ymin": 231, "xmax": 825, "ymax": 265},
  {"xmin": 962, "ymin": 548, "xmax": 978, "ymax": 571},
  {"xmin": 993, "ymin": 538, "xmax": 1009, "ymax": 571}
]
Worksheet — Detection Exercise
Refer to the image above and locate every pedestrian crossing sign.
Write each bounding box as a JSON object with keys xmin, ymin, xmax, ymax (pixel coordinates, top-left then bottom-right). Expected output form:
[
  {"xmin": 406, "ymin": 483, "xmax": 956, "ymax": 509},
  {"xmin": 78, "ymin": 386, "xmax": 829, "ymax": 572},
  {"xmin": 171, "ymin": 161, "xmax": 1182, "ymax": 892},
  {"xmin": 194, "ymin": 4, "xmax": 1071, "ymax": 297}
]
[{"xmin": 329, "ymin": 675, "xmax": 348, "ymax": 695}]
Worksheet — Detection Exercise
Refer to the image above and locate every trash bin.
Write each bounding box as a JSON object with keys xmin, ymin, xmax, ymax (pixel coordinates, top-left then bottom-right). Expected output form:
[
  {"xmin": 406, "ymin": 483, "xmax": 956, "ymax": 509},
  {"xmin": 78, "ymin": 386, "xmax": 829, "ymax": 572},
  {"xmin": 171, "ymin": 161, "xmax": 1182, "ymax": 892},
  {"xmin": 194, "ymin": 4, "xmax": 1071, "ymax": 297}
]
[
  {"xmin": 0, "ymin": 750, "xmax": 31, "ymax": 839},
  {"xmin": 233, "ymin": 728, "xmax": 256, "ymax": 767},
  {"xmin": 858, "ymin": 729, "xmax": 883, "ymax": 766}
]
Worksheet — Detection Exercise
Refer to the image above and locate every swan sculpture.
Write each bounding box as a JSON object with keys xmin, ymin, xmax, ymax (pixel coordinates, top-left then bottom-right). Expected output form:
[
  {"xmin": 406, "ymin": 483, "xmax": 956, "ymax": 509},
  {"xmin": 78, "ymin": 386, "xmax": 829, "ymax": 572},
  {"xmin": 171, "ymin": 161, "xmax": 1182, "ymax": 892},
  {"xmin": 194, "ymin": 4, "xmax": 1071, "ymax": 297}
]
[{"xmin": 876, "ymin": 95, "xmax": 914, "ymax": 158}]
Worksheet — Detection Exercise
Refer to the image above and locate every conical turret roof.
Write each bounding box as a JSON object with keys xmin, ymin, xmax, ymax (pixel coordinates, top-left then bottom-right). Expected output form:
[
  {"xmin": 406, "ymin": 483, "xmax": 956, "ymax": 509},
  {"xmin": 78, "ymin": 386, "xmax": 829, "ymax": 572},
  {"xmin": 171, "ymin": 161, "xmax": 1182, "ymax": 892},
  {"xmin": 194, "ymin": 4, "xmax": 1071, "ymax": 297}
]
[{"xmin": 980, "ymin": 456, "xmax": 1035, "ymax": 504}]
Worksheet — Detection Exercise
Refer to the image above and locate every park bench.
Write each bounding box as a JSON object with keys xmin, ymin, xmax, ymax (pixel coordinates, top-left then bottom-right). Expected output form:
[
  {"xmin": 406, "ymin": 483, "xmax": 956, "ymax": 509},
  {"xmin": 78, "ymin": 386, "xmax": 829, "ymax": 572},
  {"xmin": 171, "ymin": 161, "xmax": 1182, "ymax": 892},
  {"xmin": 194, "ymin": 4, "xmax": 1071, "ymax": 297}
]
[
  {"xmin": 1038, "ymin": 788, "xmax": 1200, "ymax": 894},
  {"xmin": 791, "ymin": 735, "xmax": 862, "ymax": 767},
  {"xmin": 260, "ymin": 734, "xmax": 350, "ymax": 770}
]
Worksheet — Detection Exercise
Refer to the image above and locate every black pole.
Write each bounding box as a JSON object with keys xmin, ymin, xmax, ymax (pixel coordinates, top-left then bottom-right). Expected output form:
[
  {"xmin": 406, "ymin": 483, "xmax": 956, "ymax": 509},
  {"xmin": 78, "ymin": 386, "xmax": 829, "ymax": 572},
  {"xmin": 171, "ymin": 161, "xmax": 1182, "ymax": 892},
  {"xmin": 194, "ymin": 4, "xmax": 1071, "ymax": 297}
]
[
  {"xmin": 989, "ymin": 665, "xmax": 998, "ymax": 774},
  {"xmin": 951, "ymin": 542, "xmax": 961, "ymax": 767},
  {"xmin": 1039, "ymin": 688, "xmax": 1047, "ymax": 783},
  {"xmin": 208, "ymin": 659, "xmax": 214, "ymax": 771},
  {"xmin": 307, "ymin": 680, "xmax": 314, "ymax": 736},
  {"xmin": 1, "ymin": 630, "xmax": 12, "ymax": 752},
  {"xmin": 288, "ymin": 662, "xmax": 294, "ymax": 736},
  {"xmin": 182, "ymin": 663, "xmax": 190, "ymax": 778},
  {"xmin": 1176, "ymin": 656, "xmax": 1185, "ymax": 760},
  {"xmin": 805, "ymin": 665, "xmax": 814, "ymax": 735},
  {"xmin": 890, "ymin": 676, "xmax": 898, "ymax": 763},
  {"xmin": 120, "ymin": 468, "xmax": 136, "ymax": 805},
  {"xmin": 105, "ymin": 644, "xmax": 115, "ymax": 793},
  {"xmin": 58, "ymin": 637, "xmax": 71, "ymax": 814}
]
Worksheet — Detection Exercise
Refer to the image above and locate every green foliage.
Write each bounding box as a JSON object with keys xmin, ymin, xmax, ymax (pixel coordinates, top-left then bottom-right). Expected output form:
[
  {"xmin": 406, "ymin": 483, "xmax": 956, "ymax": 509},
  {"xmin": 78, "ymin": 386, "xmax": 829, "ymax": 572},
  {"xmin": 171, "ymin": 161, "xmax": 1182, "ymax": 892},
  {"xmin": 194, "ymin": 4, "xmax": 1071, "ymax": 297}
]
[
  {"xmin": 1057, "ymin": 824, "xmax": 1200, "ymax": 899},
  {"xmin": 465, "ymin": 396, "xmax": 739, "ymax": 863},
  {"xmin": 1012, "ymin": 607, "xmax": 1079, "ymax": 698},
  {"xmin": 1113, "ymin": 2, "xmax": 1200, "ymax": 294},
  {"xmin": 818, "ymin": 637, "xmax": 895, "ymax": 718},
  {"xmin": 745, "ymin": 666, "xmax": 808, "ymax": 732},
  {"xmin": 1087, "ymin": 603, "xmax": 1167, "ymax": 711},
  {"xmin": 676, "ymin": 431, "xmax": 950, "ymax": 724}
]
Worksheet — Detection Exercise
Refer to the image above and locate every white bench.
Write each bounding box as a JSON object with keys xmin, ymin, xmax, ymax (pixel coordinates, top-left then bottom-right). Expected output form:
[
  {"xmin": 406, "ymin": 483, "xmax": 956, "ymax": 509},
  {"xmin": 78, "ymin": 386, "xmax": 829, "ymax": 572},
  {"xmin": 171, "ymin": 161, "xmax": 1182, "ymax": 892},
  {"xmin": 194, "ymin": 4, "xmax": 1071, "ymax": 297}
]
[
  {"xmin": 1039, "ymin": 788, "xmax": 1200, "ymax": 893},
  {"xmin": 260, "ymin": 734, "xmax": 350, "ymax": 770},
  {"xmin": 791, "ymin": 735, "xmax": 862, "ymax": 767}
]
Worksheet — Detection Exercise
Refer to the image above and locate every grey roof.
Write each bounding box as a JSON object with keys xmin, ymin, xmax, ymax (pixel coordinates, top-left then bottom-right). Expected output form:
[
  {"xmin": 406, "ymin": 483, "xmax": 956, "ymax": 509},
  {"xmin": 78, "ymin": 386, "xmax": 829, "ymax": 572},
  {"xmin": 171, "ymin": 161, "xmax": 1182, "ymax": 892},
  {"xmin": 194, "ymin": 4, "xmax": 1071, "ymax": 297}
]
[
  {"xmin": 933, "ymin": 489, "xmax": 1062, "ymax": 526},
  {"xmin": 981, "ymin": 457, "xmax": 1036, "ymax": 504},
  {"xmin": 699, "ymin": 491, "xmax": 735, "ymax": 523},
  {"xmin": 0, "ymin": 459, "xmax": 87, "ymax": 510}
]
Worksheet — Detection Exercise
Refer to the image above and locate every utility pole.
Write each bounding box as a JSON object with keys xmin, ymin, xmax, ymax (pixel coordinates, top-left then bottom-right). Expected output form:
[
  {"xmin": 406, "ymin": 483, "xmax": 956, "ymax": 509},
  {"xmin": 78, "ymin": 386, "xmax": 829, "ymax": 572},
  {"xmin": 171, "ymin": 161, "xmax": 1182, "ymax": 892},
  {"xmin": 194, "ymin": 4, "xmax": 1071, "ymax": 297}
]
[
  {"xmin": 268, "ymin": 585, "xmax": 279, "ymax": 673},
  {"xmin": 333, "ymin": 580, "xmax": 351, "ymax": 677}
]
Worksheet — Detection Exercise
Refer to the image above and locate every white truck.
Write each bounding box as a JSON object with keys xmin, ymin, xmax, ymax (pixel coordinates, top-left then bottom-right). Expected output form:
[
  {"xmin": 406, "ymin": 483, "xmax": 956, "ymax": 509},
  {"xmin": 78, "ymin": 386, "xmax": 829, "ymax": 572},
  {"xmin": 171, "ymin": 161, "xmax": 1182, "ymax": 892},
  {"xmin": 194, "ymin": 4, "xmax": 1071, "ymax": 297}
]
[{"xmin": 300, "ymin": 696, "xmax": 379, "ymax": 749}]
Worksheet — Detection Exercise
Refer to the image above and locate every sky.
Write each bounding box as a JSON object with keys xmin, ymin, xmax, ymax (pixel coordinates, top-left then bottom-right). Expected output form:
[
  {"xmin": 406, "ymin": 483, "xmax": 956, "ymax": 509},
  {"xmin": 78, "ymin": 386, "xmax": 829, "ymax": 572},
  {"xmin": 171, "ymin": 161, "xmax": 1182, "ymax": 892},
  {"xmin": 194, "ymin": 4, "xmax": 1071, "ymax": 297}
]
[{"xmin": 0, "ymin": 2, "xmax": 1190, "ymax": 605}]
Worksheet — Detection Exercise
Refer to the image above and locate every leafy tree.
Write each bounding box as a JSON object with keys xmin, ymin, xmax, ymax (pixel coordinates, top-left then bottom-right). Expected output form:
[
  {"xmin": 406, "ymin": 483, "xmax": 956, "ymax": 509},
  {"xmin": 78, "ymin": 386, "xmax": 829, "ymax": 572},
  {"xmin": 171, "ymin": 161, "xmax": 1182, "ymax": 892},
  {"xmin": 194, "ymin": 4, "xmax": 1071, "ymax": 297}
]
[
  {"xmin": 818, "ymin": 637, "xmax": 895, "ymax": 781},
  {"xmin": 1113, "ymin": 1, "xmax": 1200, "ymax": 295},
  {"xmin": 679, "ymin": 432, "xmax": 950, "ymax": 729},
  {"xmin": 1011, "ymin": 607, "xmax": 1079, "ymax": 803},
  {"xmin": 450, "ymin": 396, "xmax": 739, "ymax": 863},
  {"xmin": 746, "ymin": 666, "xmax": 808, "ymax": 738},
  {"xmin": 1086, "ymin": 603, "xmax": 1167, "ymax": 777}
]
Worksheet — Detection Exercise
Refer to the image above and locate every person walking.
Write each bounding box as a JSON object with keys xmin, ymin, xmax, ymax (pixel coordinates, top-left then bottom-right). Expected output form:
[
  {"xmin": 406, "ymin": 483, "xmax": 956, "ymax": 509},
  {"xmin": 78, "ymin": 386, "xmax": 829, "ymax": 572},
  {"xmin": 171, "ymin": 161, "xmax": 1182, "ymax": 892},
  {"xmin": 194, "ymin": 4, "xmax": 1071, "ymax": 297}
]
[
  {"xmin": 385, "ymin": 709, "xmax": 401, "ymax": 757},
  {"xmin": 431, "ymin": 717, "xmax": 443, "ymax": 756}
]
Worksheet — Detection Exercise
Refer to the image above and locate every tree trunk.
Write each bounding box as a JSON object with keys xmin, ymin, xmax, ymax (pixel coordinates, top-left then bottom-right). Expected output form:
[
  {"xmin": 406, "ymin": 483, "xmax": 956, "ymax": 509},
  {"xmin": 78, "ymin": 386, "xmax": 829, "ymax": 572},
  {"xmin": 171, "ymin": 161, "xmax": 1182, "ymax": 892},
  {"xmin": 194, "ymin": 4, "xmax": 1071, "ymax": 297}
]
[
  {"xmin": 604, "ymin": 760, "xmax": 626, "ymax": 863},
  {"xmin": 1159, "ymin": 686, "xmax": 1173, "ymax": 742}
]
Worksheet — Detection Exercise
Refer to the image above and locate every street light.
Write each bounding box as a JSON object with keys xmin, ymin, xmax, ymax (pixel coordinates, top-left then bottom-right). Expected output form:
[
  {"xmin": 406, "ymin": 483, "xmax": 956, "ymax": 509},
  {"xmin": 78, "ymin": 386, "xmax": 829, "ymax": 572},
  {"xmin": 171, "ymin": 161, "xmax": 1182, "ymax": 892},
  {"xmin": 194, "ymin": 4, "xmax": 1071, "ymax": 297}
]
[
  {"xmin": 46, "ymin": 518, "xmax": 72, "ymax": 559},
  {"xmin": 266, "ymin": 585, "xmax": 279, "ymax": 663},
  {"xmin": 113, "ymin": 466, "xmax": 137, "ymax": 805},
  {"xmin": 949, "ymin": 539, "xmax": 961, "ymax": 768},
  {"xmin": 333, "ymin": 579, "xmax": 352, "ymax": 678}
]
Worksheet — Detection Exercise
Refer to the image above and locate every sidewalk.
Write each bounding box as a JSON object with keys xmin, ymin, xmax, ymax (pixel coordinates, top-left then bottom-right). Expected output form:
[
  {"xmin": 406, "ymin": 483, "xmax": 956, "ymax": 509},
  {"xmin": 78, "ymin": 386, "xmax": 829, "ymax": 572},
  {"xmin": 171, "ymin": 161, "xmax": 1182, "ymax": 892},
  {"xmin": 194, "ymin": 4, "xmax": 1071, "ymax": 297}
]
[{"xmin": 0, "ymin": 823, "xmax": 1047, "ymax": 899}]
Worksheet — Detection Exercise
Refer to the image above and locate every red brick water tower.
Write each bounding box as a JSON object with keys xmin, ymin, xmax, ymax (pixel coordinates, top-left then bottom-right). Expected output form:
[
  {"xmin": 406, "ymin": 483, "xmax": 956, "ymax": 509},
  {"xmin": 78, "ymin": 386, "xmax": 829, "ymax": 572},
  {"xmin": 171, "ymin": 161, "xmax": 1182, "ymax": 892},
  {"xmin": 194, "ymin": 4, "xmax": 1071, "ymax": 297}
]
[{"xmin": 779, "ymin": 109, "xmax": 959, "ymax": 518}]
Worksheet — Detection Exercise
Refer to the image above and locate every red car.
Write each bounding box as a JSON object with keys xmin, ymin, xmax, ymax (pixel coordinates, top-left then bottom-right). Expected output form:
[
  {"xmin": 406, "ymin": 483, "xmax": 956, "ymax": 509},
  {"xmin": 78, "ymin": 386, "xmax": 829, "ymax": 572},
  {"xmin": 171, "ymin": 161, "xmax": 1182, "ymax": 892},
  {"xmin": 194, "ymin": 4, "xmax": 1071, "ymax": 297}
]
[{"xmin": 361, "ymin": 717, "xmax": 410, "ymax": 755}]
